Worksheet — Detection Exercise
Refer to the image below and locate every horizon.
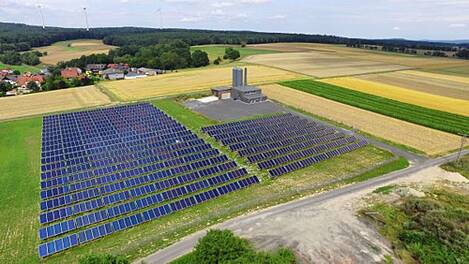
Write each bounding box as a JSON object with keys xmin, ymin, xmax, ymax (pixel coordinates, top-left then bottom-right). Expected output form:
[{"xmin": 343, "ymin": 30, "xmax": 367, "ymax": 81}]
[{"xmin": 1, "ymin": 0, "xmax": 468, "ymax": 41}]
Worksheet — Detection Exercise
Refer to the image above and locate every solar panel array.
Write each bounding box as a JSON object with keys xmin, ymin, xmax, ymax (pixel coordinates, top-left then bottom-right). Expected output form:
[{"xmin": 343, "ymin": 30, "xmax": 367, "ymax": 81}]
[
  {"xmin": 38, "ymin": 103, "xmax": 259, "ymax": 258},
  {"xmin": 202, "ymin": 113, "xmax": 367, "ymax": 178}
]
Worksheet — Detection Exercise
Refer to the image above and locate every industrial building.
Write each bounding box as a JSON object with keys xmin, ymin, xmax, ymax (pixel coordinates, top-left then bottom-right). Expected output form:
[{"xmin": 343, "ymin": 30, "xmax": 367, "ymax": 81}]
[{"xmin": 211, "ymin": 67, "xmax": 267, "ymax": 104}]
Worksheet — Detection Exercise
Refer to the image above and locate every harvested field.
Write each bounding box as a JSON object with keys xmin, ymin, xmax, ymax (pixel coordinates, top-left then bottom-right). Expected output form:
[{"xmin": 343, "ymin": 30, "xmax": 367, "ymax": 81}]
[
  {"xmin": 34, "ymin": 39, "xmax": 115, "ymax": 65},
  {"xmin": 0, "ymin": 86, "xmax": 111, "ymax": 121},
  {"xmin": 243, "ymin": 51, "xmax": 410, "ymax": 78},
  {"xmin": 101, "ymin": 65, "xmax": 304, "ymax": 101},
  {"xmin": 322, "ymin": 77, "xmax": 469, "ymax": 116},
  {"xmin": 351, "ymin": 70, "xmax": 469, "ymax": 100},
  {"xmin": 247, "ymin": 43, "xmax": 469, "ymax": 77},
  {"xmin": 261, "ymin": 84, "xmax": 462, "ymax": 155}
]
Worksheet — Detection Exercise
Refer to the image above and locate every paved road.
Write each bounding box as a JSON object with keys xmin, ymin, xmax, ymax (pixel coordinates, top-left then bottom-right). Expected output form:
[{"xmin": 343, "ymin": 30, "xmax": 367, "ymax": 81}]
[{"xmin": 135, "ymin": 149, "xmax": 469, "ymax": 264}]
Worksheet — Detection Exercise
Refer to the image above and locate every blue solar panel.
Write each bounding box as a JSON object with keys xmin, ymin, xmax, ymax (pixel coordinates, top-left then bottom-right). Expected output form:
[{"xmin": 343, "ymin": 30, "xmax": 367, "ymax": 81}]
[{"xmin": 38, "ymin": 103, "xmax": 259, "ymax": 258}]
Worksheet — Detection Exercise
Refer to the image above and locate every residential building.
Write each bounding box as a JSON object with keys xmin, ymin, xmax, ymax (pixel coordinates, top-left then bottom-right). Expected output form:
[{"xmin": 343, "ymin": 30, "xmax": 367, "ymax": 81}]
[
  {"xmin": 137, "ymin": 67, "xmax": 163, "ymax": 76},
  {"xmin": 86, "ymin": 64, "xmax": 107, "ymax": 73},
  {"xmin": 16, "ymin": 73, "xmax": 45, "ymax": 88},
  {"xmin": 61, "ymin": 67, "xmax": 82, "ymax": 79}
]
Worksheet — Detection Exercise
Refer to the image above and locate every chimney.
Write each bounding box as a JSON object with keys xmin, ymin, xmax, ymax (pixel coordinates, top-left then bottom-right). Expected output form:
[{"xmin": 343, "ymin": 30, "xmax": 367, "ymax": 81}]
[{"xmin": 244, "ymin": 67, "xmax": 248, "ymax": 86}]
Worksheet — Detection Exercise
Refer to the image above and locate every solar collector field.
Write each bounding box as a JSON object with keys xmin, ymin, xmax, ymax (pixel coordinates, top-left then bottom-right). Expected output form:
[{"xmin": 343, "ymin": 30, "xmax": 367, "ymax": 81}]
[
  {"xmin": 203, "ymin": 113, "xmax": 367, "ymax": 178},
  {"xmin": 38, "ymin": 103, "xmax": 259, "ymax": 258}
]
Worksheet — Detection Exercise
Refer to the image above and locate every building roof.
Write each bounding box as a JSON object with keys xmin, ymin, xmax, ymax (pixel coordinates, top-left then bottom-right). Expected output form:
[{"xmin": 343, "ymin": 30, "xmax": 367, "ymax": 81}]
[
  {"xmin": 103, "ymin": 68, "xmax": 124, "ymax": 74},
  {"xmin": 233, "ymin": 85, "xmax": 261, "ymax": 92},
  {"xmin": 125, "ymin": 72, "xmax": 146, "ymax": 77},
  {"xmin": 61, "ymin": 67, "xmax": 82, "ymax": 78},
  {"xmin": 211, "ymin": 86, "xmax": 232, "ymax": 92},
  {"xmin": 16, "ymin": 74, "xmax": 45, "ymax": 86}
]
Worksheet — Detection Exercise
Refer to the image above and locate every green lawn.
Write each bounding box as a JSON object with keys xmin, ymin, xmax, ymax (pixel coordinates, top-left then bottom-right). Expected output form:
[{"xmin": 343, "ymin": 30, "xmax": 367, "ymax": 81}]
[
  {"xmin": 279, "ymin": 80, "xmax": 469, "ymax": 135},
  {"xmin": 0, "ymin": 62, "xmax": 42, "ymax": 73},
  {"xmin": 190, "ymin": 45, "xmax": 278, "ymax": 65},
  {"xmin": 0, "ymin": 99, "xmax": 401, "ymax": 263},
  {"xmin": 0, "ymin": 117, "xmax": 42, "ymax": 264}
]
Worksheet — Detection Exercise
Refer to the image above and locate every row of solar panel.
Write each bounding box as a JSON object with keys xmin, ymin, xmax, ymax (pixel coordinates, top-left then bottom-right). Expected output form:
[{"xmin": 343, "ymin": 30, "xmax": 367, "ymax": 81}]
[
  {"xmin": 42, "ymin": 123, "xmax": 186, "ymax": 150},
  {"xmin": 42, "ymin": 119, "xmax": 182, "ymax": 146},
  {"xmin": 38, "ymin": 175, "xmax": 260, "ymax": 258},
  {"xmin": 269, "ymin": 140, "xmax": 367, "ymax": 177},
  {"xmin": 41, "ymin": 134, "xmax": 199, "ymax": 178},
  {"xmin": 41, "ymin": 129, "xmax": 194, "ymax": 161},
  {"xmin": 41, "ymin": 139, "xmax": 206, "ymax": 190},
  {"xmin": 41, "ymin": 128, "xmax": 194, "ymax": 170},
  {"xmin": 258, "ymin": 136, "xmax": 358, "ymax": 170},
  {"xmin": 40, "ymin": 167, "xmax": 248, "ymax": 240},
  {"xmin": 40, "ymin": 161, "xmax": 238, "ymax": 225},
  {"xmin": 228, "ymin": 126, "xmax": 332, "ymax": 152},
  {"xmin": 209, "ymin": 116, "xmax": 307, "ymax": 140},
  {"xmin": 41, "ymin": 138, "xmax": 208, "ymax": 182},
  {"xmin": 202, "ymin": 113, "xmax": 295, "ymax": 133},
  {"xmin": 247, "ymin": 132, "xmax": 346, "ymax": 163},
  {"xmin": 41, "ymin": 143, "xmax": 214, "ymax": 198},
  {"xmin": 40, "ymin": 151, "xmax": 225, "ymax": 212},
  {"xmin": 42, "ymin": 124, "xmax": 187, "ymax": 154},
  {"xmin": 218, "ymin": 122, "xmax": 323, "ymax": 146},
  {"xmin": 238, "ymin": 128, "xmax": 335, "ymax": 157}
]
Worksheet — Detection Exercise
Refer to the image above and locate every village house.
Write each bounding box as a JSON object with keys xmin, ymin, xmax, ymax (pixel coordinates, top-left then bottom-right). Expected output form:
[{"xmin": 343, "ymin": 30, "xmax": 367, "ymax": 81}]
[
  {"xmin": 60, "ymin": 67, "xmax": 82, "ymax": 79},
  {"xmin": 86, "ymin": 64, "xmax": 107, "ymax": 74},
  {"xmin": 137, "ymin": 67, "xmax": 163, "ymax": 76},
  {"xmin": 102, "ymin": 68, "xmax": 125, "ymax": 80},
  {"xmin": 15, "ymin": 73, "xmax": 45, "ymax": 94},
  {"xmin": 107, "ymin": 63, "xmax": 129, "ymax": 71}
]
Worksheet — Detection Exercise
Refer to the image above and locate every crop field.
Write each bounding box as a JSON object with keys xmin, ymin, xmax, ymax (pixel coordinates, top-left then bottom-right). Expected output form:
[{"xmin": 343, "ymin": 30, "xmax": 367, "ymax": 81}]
[
  {"xmin": 0, "ymin": 62, "xmax": 42, "ymax": 73},
  {"xmin": 249, "ymin": 43, "xmax": 469, "ymax": 72},
  {"xmin": 0, "ymin": 99, "xmax": 396, "ymax": 264},
  {"xmin": 350, "ymin": 70, "xmax": 469, "ymax": 100},
  {"xmin": 261, "ymin": 84, "xmax": 462, "ymax": 155},
  {"xmin": 243, "ymin": 51, "xmax": 411, "ymax": 78},
  {"xmin": 0, "ymin": 85, "xmax": 111, "ymax": 121},
  {"xmin": 322, "ymin": 77, "xmax": 469, "ymax": 116},
  {"xmin": 34, "ymin": 39, "xmax": 115, "ymax": 65},
  {"xmin": 101, "ymin": 65, "xmax": 305, "ymax": 101},
  {"xmin": 280, "ymin": 80, "xmax": 469, "ymax": 135},
  {"xmin": 190, "ymin": 45, "xmax": 278, "ymax": 64}
]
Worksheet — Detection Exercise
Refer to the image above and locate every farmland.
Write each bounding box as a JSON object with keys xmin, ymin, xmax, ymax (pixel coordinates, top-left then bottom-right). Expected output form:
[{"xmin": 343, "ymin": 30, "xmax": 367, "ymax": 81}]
[
  {"xmin": 190, "ymin": 45, "xmax": 278, "ymax": 65},
  {"xmin": 0, "ymin": 85, "xmax": 111, "ymax": 121},
  {"xmin": 33, "ymin": 39, "xmax": 115, "ymax": 65},
  {"xmin": 351, "ymin": 70, "xmax": 469, "ymax": 100},
  {"xmin": 322, "ymin": 77, "xmax": 469, "ymax": 116},
  {"xmin": 0, "ymin": 99, "xmax": 396, "ymax": 264},
  {"xmin": 280, "ymin": 79, "xmax": 469, "ymax": 135},
  {"xmin": 261, "ymin": 84, "xmax": 462, "ymax": 155},
  {"xmin": 101, "ymin": 65, "xmax": 305, "ymax": 101},
  {"xmin": 246, "ymin": 43, "xmax": 469, "ymax": 77},
  {"xmin": 0, "ymin": 62, "xmax": 42, "ymax": 73}
]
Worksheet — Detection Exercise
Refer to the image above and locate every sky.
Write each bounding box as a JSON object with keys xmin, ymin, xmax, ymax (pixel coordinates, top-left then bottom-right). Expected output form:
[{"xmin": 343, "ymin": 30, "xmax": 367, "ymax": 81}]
[{"xmin": 1, "ymin": 0, "xmax": 468, "ymax": 40}]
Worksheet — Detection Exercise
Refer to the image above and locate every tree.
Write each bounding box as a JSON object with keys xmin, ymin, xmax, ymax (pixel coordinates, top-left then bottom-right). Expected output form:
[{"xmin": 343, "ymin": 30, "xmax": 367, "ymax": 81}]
[
  {"xmin": 191, "ymin": 50, "xmax": 209, "ymax": 67},
  {"xmin": 223, "ymin": 47, "xmax": 240, "ymax": 60},
  {"xmin": 213, "ymin": 56, "xmax": 222, "ymax": 65},
  {"xmin": 0, "ymin": 82, "xmax": 13, "ymax": 96},
  {"xmin": 26, "ymin": 81, "xmax": 40, "ymax": 92}
]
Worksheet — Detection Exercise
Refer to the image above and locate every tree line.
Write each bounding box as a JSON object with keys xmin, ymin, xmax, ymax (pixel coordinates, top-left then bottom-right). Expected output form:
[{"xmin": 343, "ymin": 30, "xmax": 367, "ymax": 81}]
[
  {"xmin": 1, "ymin": 22, "xmax": 467, "ymax": 55},
  {"xmin": 59, "ymin": 40, "xmax": 209, "ymax": 70}
]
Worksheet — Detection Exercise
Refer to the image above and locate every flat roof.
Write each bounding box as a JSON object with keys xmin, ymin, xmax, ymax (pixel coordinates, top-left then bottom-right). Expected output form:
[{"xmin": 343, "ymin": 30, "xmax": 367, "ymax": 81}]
[
  {"xmin": 233, "ymin": 85, "xmax": 261, "ymax": 92},
  {"xmin": 211, "ymin": 86, "xmax": 232, "ymax": 92}
]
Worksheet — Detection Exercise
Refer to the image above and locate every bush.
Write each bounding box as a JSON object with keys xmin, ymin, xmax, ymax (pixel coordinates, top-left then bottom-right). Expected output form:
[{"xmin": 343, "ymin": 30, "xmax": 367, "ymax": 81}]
[
  {"xmin": 223, "ymin": 47, "xmax": 240, "ymax": 60},
  {"xmin": 79, "ymin": 253, "xmax": 129, "ymax": 264},
  {"xmin": 213, "ymin": 56, "xmax": 222, "ymax": 65},
  {"xmin": 173, "ymin": 230, "xmax": 296, "ymax": 264}
]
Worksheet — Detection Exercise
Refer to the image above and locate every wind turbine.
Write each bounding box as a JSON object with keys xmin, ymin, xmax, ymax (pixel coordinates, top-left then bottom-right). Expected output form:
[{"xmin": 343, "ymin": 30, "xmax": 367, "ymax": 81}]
[
  {"xmin": 83, "ymin": 7, "xmax": 90, "ymax": 31},
  {"xmin": 156, "ymin": 7, "xmax": 163, "ymax": 29},
  {"xmin": 37, "ymin": 5, "xmax": 45, "ymax": 29}
]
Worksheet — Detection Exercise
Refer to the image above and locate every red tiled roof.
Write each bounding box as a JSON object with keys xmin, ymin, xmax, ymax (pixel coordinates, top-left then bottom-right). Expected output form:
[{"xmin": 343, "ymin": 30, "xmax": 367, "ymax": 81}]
[
  {"xmin": 16, "ymin": 75, "xmax": 45, "ymax": 86},
  {"xmin": 61, "ymin": 67, "xmax": 82, "ymax": 78}
]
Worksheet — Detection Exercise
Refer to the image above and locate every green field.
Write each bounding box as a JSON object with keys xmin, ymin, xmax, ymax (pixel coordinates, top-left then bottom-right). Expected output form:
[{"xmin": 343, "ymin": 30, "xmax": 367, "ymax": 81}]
[
  {"xmin": 0, "ymin": 99, "xmax": 400, "ymax": 263},
  {"xmin": 279, "ymin": 80, "xmax": 469, "ymax": 135},
  {"xmin": 0, "ymin": 118, "xmax": 41, "ymax": 264},
  {"xmin": 0, "ymin": 62, "xmax": 41, "ymax": 73},
  {"xmin": 190, "ymin": 45, "xmax": 278, "ymax": 65}
]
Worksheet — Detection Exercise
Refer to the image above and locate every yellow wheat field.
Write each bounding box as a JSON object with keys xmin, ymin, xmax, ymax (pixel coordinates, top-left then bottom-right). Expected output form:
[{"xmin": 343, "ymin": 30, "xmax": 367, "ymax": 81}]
[
  {"xmin": 261, "ymin": 84, "xmax": 462, "ymax": 155},
  {"xmin": 0, "ymin": 86, "xmax": 111, "ymax": 121},
  {"xmin": 322, "ymin": 77, "xmax": 469, "ymax": 117},
  {"xmin": 102, "ymin": 65, "xmax": 305, "ymax": 101}
]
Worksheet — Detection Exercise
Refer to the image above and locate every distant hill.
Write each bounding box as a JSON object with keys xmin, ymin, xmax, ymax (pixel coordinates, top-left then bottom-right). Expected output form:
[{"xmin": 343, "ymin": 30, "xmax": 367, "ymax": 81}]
[{"xmin": 1, "ymin": 22, "xmax": 467, "ymax": 53}]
